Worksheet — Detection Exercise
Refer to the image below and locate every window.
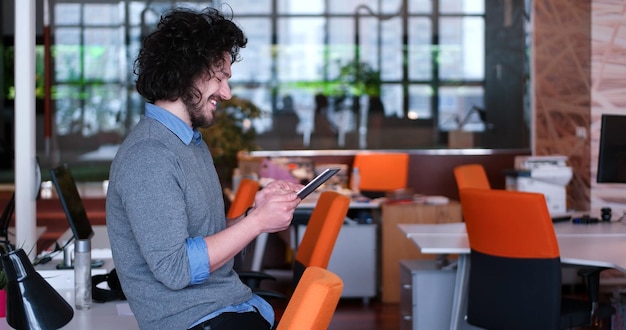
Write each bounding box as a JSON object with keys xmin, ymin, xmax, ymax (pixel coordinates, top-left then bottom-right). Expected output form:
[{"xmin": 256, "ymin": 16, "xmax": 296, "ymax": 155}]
[
  {"xmin": 46, "ymin": 0, "xmax": 488, "ymax": 159},
  {"xmin": 52, "ymin": 1, "xmax": 131, "ymax": 140}
]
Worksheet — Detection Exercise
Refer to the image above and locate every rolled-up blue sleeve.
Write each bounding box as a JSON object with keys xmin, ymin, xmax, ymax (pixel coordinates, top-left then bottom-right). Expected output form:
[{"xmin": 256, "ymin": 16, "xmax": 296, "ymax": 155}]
[{"xmin": 186, "ymin": 237, "xmax": 210, "ymax": 285}]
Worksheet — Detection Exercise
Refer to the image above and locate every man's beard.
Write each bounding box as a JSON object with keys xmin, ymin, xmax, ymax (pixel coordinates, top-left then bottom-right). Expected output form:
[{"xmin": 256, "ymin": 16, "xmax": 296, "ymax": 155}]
[{"xmin": 185, "ymin": 99, "xmax": 214, "ymax": 129}]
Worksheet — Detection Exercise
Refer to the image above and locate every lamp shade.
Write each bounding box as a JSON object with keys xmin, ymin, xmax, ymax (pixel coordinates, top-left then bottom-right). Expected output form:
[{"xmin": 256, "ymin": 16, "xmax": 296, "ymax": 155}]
[{"xmin": 2, "ymin": 249, "xmax": 73, "ymax": 329}]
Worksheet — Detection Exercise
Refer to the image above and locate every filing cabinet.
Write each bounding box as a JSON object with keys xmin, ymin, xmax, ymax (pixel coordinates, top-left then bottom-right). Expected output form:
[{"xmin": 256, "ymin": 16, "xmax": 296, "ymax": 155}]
[
  {"xmin": 399, "ymin": 259, "xmax": 456, "ymax": 330},
  {"xmin": 297, "ymin": 223, "xmax": 377, "ymax": 302},
  {"xmin": 382, "ymin": 201, "xmax": 462, "ymax": 302}
]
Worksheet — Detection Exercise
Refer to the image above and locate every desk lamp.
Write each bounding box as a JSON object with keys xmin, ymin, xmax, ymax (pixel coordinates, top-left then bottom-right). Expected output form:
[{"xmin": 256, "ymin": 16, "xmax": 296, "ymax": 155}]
[{"xmin": 0, "ymin": 194, "xmax": 74, "ymax": 329}]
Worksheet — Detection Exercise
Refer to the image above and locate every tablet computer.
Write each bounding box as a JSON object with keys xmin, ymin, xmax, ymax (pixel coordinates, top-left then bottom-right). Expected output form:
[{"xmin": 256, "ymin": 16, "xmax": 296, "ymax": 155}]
[{"xmin": 297, "ymin": 168, "xmax": 340, "ymax": 199}]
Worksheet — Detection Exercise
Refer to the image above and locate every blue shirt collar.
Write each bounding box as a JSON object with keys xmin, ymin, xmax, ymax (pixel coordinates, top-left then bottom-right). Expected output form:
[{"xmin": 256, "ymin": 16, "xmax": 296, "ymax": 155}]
[{"xmin": 144, "ymin": 103, "xmax": 203, "ymax": 146}]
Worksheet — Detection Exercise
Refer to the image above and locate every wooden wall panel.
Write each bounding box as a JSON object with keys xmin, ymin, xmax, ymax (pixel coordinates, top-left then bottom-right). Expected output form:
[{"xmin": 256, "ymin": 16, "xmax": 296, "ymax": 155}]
[
  {"xmin": 533, "ymin": 0, "xmax": 592, "ymax": 212},
  {"xmin": 590, "ymin": 1, "xmax": 626, "ymax": 217}
]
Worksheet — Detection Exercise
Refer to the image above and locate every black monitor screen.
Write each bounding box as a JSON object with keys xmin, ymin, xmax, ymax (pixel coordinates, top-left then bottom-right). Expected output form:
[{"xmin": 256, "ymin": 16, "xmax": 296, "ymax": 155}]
[
  {"xmin": 597, "ymin": 114, "xmax": 626, "ymax": 183},
  {"xmin": 49, "ymin": 164, "xmax": 94, "ymax": 240}
]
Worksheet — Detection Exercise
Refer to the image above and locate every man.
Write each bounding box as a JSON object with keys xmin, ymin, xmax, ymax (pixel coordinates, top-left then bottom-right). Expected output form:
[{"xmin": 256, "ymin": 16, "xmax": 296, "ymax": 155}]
[{"xmin": 106, "ymin": 7, "xmax": 302, "ymax": 330}]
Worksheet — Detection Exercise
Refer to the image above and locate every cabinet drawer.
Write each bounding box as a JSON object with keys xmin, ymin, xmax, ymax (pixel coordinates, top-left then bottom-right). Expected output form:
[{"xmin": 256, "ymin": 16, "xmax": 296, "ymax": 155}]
[
  {"xmin": 399, "ymin": 260, "xmax": 414, "ymax": 316},
  {"xmin": 399, "ymin": 259, "xmax": 456, "ymax": 330},
  {"xmin": 400, "ymin": 312, "xmax": 413, "ymax": 330}
]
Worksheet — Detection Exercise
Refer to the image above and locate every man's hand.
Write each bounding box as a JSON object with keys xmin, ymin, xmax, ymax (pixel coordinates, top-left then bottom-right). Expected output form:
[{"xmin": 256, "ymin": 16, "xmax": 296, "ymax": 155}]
[{"xmin": 246, "ymin": 180, "xmax": 304, "ymax": 233}]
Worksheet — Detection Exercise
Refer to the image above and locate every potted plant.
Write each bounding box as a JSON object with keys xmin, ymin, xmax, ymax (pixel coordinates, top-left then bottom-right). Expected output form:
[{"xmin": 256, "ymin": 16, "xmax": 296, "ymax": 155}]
[
  {"xmin": 0, "ymin": 268, "xmax": 6, "ymax": 317},
  {"xmin": 332, "ymin": 59, "xmax": 383, "ymax": 114},
  {"xmin": 199, "ymin": 95, "xmax": 262, "ymax": 187}
]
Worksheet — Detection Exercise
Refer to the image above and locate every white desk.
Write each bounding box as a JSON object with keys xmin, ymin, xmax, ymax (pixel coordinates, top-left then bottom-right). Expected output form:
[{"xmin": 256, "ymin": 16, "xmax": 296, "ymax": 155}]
[
  {"xmin": 400, "ymin": 220, "xmax": 626, "ymax": 238},
  {"xmin": 35, "ymin": 226, "xmax": 113, "ymax": 289},
  {"xmin": 398, "ymin": 221, "xmax": 626, "ymax": 330},
  {"xmin": 298, "ymin": 196, "xmax": 380, "ymax": 210},
  {"xmin": 250, "ymin": 197, "xmax": 381, "ymax": 272},
  {"xmin": 0, "ymin": 288, "xmax": 138, "ymax": 330},
  {"xmin": 0, "ymin": 225, "xmax": 140, "ymax": 330},
  {"xmin": 54, "ymin": 225, "xmax": 111, "ymax": 251},
  {"xmin": 60, "ymin": 294, "xmax": 137, "ymax": 330}
]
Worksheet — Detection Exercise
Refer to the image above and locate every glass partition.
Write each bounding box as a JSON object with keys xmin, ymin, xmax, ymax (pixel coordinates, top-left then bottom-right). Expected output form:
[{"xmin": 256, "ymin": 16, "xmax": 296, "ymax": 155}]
[{"xmin": 0, "ymin": 0, "xmax": 530, "ymax": 174}]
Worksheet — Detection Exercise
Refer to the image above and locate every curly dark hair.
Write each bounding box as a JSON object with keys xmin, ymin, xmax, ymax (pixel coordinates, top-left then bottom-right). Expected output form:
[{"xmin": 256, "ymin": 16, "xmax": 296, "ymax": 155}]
[{"xmin": 134, "ymin": 7, "xmax": 247, "ymax": 104}]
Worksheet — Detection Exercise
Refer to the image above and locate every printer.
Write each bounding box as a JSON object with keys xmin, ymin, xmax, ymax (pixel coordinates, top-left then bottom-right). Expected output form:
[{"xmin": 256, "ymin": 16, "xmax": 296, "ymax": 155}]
[{"xmin": 505, "ymin": 155, "xmax": 573, "ymax": 215}]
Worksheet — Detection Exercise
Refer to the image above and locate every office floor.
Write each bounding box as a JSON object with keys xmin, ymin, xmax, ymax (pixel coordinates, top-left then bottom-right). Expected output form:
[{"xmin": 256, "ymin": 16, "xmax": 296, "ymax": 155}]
[
  {"xmin": 328, "ymin": 300, "xmax": 401, "ymax": 330},
  {"xmin": 255, "ymin": 224, "xmax": 618, "ymax": 330},
  {"xmin": 266, "ymin": 268, "xmax": 617, "ymax": 330}
]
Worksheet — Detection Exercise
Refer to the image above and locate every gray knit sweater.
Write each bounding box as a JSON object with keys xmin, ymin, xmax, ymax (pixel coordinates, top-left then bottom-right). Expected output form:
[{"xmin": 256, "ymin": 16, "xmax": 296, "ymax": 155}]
[{"xmin": 106, "ymin": 116, "xmax": 252, "ymax": 329}]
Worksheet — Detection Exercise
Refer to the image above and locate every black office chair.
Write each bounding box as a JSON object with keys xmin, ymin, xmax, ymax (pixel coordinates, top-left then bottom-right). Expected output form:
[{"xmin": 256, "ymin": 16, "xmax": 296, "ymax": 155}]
[
  {"xmin": 459, "ymin": 188, "xmax": 615, "ymax": 329},
  {"xmin": 453, "ymin": 164, "xmax": 609, "ymax": 324}
]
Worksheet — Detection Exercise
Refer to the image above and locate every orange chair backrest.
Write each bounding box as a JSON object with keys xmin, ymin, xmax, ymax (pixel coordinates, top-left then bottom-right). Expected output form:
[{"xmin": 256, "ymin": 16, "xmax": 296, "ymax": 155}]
[
  {"xmin": 226, "ymin": 178, "xmax": 259, "ymax": 218},
  {"xmin": 351, "ymin": 152, "xmax": 409, "ymax": 191},
  {"xmin": 459, "ymin": 188, "xmax": 559, "ymax": 259},
  {"xmin": 295, "ymin": 191, "xmax": 350, "ymax": 269},
  {"xmin": 276, "ymin": 266, "xmax": 343, "ymax": 330},
  {"xmin": 453, "ymin": 164, "xmax": 491, "ymax": 190}
]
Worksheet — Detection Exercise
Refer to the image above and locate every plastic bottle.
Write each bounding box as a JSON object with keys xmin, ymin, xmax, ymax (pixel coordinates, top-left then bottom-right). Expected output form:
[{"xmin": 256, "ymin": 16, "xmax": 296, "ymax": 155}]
[{"xmin": 74, "ymin": 239, "xmax": 92, "ymax": 309}]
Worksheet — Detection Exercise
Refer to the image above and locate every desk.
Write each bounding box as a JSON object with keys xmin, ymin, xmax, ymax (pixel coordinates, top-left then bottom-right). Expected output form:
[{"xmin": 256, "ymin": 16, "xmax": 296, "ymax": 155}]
[
  {"xmin": 0, "ymin": 226, "xmax": 140, "ymax": 329},
  {"xmin": 381, "ymin": 201, "xmax": 462, "ymax": 303},
  {"xmin": 37, "ymin": 226, "xmax": 112, "ymax": 290},
  {"xmin": 250, "ymin": 196, "xmax": 381, "ymax": 301},
  {"xmin": 398, "ymin": 222, "xmax": 626, "ymax": 330},
  {"xmin": 249, "ymin": 196, "xmax": 381, "ymax": 273},
  {"xmin": 54, "ymin": 225, "xmax": 111, "ymax": 251},
  {"xmin": 0, "ymin": 289, "xmax": 138, "ymax": 330},
  {"xmin": 400, "ymin": 221, "xmax": 626, "ymax": 238},
  {"xmin": 296, "ymin": 223, "xmax": 377, "ymax": 301}
]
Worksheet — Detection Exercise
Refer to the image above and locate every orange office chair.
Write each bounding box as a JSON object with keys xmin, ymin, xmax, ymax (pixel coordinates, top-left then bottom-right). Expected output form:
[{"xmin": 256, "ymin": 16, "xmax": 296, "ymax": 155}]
[
  {"xmin": 454, "ymin": 163, "xmax": 603, "ymax": 302},
  {"xmin": 350, "ymin": 152, "xmax": 409, "ymax": 198},
  {"xmin": 459, "ymin": 188, "xmax": 614, "ymax": 330},
  {"xmin": 453, "ymin": 163, "xmax": 491, "ymax": 190},
  {"xmin": 291, "ymin": 190, "xmax": 350, "ymax": 286},
  {"xmin": 276, "ymin": 266, "xmax": 343, "ymax": 330},
  {"xmin": 227, "ymin": 178, "xmax": 259, "ymax": 218},
  {"xmin": 253, "ymin": 190, "xmax": 350, "ymax": 300}
]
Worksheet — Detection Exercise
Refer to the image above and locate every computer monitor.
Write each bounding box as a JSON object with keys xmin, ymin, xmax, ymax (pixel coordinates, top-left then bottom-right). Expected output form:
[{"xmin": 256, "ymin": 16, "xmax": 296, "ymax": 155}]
[
  {"xmin": 597, "ymin": 114, "xmax": 626, "ymax": 183},
  {"xmin": 49, "ymin": 164, "xmax": 94, "ymax": 240}
]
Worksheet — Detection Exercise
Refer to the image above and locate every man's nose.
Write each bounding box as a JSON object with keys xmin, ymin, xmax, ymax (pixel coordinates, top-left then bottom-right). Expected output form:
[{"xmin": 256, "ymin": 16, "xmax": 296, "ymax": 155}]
[{"xmin": 220, "ymin": 81, "xmax": 232, "ymax": 101}]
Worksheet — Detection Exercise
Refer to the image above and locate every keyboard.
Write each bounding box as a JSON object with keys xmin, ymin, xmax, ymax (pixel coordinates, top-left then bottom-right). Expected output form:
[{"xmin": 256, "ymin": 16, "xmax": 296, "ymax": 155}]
[{"xmin": 551, "ymin": 214, "xmax": 573, "ymax": 223}]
